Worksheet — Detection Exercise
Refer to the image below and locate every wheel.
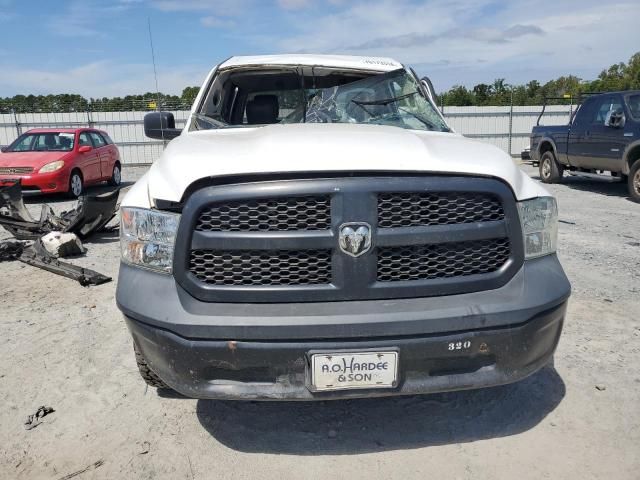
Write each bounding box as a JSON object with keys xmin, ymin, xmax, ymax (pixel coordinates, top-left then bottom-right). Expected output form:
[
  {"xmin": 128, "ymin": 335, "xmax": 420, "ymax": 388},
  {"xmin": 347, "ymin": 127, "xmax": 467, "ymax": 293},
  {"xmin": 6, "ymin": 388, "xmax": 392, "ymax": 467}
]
[
  {"xmin": 539, "ymin": 151, "xmax": 564, "ymax": 183},
  {"xmin": 108, "ymin": 163, "xmax": 121, "ymax": 187},
  {"xmin": 133, "ymin": 342, "xmax": 170, "ymax": 389},
  {"xmin": 68, "ymin": 170, "xmax": 83, "ymax": 198},
  {"xmin": 629, "ymin": 160, "xmax": 640, "ymax": 203}
]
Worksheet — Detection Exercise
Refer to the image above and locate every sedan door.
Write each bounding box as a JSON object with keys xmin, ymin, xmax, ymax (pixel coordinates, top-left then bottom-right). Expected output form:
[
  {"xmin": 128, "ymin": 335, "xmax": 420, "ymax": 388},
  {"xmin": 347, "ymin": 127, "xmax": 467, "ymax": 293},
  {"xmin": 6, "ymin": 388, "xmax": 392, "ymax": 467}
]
[
  {"xmin": 88, "ymin": 131, "xmax": 110, "ymax": 179},
  {"xmin": 77, "ymin": 132, "xmax": 101, "ymax": 182}
]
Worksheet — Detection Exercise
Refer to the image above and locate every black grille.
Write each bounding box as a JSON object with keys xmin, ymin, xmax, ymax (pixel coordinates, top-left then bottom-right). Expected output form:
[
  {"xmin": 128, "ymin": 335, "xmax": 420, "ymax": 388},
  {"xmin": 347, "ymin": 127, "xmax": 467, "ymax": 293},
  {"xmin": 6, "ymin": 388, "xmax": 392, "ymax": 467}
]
[
  {"xmin": 189, "ymin": 249, "xmax": 332, "ymax": 286},
  {"xmin": 378, "ymin": 192, "xmax": 504, "ymax": 228},
  {"xmin": 196, "ymin": 196, "xmax": 331, "ymax": 232},
  {"xmin": 377, "ymin": 238, "xmax": 511, "ymax": 282},
  {"xmin": 176, "ymin": 177, "xmax": 523, "ymax": 303}
]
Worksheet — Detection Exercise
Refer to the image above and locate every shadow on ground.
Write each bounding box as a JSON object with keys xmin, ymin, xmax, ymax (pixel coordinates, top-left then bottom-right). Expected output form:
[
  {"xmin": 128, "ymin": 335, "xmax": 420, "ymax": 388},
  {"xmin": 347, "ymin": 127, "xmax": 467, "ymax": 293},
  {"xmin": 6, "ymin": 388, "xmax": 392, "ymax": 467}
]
[
  {"xmin": 194, "ymin": 367, "xmax": 565, "ymax": 455},
  {"xmin": 531, "ymin": 174, "xmax": 630, "ymax": 199},
  {"xmin": 22, "ymin": 181, "xmax": 134, "ymax": 205}
]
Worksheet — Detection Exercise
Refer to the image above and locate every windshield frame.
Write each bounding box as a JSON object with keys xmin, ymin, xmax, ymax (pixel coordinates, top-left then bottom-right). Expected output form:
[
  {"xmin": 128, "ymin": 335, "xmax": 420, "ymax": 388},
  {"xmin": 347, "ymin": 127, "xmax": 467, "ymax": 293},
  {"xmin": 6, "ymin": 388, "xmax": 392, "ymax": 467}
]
[
  {"xmin": 5, "ymin": 132, "xmax": 76, "ymax": 153},
  {"xmin": 191, "ymin": 66, "xmax": 451, "ymax": 133}
]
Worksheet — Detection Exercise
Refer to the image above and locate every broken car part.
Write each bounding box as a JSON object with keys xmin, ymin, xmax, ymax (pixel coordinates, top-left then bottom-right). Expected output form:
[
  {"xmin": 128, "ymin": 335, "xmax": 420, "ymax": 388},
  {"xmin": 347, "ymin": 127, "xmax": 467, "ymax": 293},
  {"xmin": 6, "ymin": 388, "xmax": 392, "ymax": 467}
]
[
  {"xmin": 0, "ymin": 181, "xmax": 119, "ymax": 240},
  {"xmin": 0, "ymin": 240, "xmax": 24, "ymax": 261},
  {"xmin": 0, "ymin": 181, "xmax": 58, "ymax": 240},
  {"xmin": 19, "ymin": 238, "xmax": 111, "ymax": 286},
  {"xmin": 40, "ymin": 231, "xmax": 86, "ymax": 258},
  {"xmin": 24, "ymin": 405, "xmax": 55, "ymax": 430}
]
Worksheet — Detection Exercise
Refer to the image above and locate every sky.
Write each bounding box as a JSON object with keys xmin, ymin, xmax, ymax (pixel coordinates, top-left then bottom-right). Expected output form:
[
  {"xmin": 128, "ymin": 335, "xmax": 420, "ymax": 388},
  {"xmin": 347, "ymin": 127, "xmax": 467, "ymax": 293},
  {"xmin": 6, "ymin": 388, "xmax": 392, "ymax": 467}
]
[{"xmin": 0, "ymin": 0, "xmax": 638, "ymax": 97}]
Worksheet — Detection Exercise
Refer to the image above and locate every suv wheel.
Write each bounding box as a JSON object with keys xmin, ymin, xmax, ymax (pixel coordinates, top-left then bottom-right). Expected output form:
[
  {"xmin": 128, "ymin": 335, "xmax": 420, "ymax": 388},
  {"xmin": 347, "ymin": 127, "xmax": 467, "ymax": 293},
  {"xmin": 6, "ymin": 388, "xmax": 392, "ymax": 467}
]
[
  {"xmin": 134, "ymin": 342, "xmax": 170, "ymax": 389},
  {"xmin": 539, "ymin": 151, "xmax": 563, "ymax": 183},
  {"xmin": 629, "ymin": 160, "xmax": 640, "ymax": 203}
]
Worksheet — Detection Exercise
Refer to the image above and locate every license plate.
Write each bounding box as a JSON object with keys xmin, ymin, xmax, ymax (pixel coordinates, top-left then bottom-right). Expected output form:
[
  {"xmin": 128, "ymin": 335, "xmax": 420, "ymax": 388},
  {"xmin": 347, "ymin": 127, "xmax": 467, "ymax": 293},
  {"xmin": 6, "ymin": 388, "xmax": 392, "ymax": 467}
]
[{"xmin": 310, "ymin": 351, "xmax": 398, "ymax": 392}]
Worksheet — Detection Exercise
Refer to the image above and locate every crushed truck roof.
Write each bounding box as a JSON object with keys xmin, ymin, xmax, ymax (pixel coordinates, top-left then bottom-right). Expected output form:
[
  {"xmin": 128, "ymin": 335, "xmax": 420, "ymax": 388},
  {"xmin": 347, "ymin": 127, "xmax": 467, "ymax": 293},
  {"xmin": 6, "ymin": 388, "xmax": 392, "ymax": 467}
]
[{"xmin": 219, "ymin": 54, "xmax": 403, "ymax": 72}]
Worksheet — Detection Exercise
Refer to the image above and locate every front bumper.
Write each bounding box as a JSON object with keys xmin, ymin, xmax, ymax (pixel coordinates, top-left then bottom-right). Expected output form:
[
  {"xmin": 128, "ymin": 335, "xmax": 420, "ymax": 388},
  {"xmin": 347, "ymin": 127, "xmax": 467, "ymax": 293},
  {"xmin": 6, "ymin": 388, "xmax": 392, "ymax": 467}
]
[
  {"xmin": 0, "ymin": 170, "xmax": 69, "ymax": 194},
  {"xmin": 117, "ymin": 255, "xmax": 570, "ymax": 400}
]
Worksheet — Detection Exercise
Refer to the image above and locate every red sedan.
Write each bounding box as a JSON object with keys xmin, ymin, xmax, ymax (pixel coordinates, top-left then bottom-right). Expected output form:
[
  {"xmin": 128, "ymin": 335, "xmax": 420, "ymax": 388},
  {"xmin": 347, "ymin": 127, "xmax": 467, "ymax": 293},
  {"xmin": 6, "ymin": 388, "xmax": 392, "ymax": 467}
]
[{"xmin": 0, "ymin": 128, "xmax": 122, "ymax": 196}]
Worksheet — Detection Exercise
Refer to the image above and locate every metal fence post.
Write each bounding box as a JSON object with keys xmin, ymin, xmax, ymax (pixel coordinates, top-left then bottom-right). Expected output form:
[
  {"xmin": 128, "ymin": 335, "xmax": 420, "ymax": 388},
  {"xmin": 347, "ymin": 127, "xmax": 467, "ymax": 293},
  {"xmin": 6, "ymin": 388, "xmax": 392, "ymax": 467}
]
[
  {"xmin": 507, "ymin": 90, "xmax": 514, "ymax": 156},
  {"xmin": 12, "ymin": 108, "xmax": 21, "ymax": 136},
  {"xmin": 87, "ymin": 105, "xmax": 94, "ymax": 127}
]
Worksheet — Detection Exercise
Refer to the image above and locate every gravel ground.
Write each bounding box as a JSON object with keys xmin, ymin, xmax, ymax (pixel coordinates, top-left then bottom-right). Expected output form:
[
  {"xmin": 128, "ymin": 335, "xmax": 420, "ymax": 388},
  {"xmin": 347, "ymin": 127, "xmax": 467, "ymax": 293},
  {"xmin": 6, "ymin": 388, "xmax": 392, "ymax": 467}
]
[{"xmin": 1, "ymin": 164, "xmax": 639, "ymax": 480}]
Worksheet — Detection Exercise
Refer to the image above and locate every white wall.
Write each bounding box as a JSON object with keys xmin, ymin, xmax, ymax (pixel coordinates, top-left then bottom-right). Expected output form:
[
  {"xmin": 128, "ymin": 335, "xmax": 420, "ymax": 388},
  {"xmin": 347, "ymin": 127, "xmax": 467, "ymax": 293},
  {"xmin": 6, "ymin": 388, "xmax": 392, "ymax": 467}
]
[{"xmin": 0, "ymin": 105, "xmax": 574, "ymax": 165}]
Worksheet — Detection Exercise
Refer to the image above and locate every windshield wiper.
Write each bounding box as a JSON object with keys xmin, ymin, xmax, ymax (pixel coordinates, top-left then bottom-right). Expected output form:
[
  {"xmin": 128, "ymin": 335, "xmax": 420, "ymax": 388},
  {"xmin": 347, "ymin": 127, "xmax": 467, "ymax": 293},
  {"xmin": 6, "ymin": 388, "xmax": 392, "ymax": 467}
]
[{"xmin": 351, "ymin": 91, "xmax": 418, "ymax": 106}]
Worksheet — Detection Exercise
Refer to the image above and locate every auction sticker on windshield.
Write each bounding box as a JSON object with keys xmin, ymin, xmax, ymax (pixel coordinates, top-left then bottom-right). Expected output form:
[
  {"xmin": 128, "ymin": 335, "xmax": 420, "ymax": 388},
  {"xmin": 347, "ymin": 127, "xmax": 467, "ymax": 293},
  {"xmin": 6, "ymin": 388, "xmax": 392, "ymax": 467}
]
[{"xmin": 310, "ymin": 351, "xmax": 398, "ymax": 391}]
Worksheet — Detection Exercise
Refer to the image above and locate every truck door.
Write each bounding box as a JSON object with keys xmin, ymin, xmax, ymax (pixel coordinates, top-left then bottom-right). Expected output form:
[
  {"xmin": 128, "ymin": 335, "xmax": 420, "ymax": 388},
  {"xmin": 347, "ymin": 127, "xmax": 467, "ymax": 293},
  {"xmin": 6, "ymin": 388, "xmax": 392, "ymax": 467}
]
[
  {"xmin": 583, "ymin": 94, "xmax": 627, "ymax": 172},
  {"xmin": 567, "ymin": 97, "xmax": 597, "ymax": 168}
]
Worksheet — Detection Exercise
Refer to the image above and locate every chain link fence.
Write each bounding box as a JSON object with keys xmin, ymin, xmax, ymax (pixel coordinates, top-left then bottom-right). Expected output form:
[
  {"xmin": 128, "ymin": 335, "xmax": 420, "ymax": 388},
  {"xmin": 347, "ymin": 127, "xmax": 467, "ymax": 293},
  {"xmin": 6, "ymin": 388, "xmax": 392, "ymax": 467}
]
[{"xmin": 0, "ymin": 99, "xmax": 574, "ymax": 165}]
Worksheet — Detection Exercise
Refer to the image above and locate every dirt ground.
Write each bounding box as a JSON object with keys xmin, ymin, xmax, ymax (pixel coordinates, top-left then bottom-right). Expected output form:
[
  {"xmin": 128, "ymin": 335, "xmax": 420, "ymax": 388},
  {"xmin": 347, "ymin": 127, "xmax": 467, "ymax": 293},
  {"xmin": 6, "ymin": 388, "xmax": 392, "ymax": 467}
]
[{"xmin": 1, "ymin": 163, "xmax": 639, "ymax": 480}]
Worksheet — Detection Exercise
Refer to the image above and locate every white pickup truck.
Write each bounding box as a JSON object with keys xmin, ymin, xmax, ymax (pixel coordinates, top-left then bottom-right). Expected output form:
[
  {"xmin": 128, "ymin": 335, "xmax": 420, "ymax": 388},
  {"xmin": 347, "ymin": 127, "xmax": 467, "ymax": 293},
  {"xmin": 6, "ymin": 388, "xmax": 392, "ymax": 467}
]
[{"xmin": 116, "ymin": 55, "xmax": 570, "ymax": 400}]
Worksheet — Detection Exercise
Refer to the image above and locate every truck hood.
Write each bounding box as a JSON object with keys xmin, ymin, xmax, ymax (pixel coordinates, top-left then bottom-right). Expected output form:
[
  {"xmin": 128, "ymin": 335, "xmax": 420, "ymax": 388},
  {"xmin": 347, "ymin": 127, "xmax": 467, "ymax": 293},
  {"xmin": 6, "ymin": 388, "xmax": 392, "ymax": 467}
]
[{"xmin": 144, "ymin": 123, "xmax": 548, "ymax": 204}]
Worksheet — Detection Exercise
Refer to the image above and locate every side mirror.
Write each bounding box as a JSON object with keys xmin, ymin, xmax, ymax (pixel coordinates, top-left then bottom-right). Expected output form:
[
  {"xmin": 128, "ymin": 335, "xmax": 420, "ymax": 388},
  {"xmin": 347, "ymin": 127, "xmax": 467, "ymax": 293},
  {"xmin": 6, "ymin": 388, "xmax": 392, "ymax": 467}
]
[
  {"xmin": 79, "ymin": 145, "xmax": 93, "ymax": 153},
  {"xmin": 604, "ymin": 109, "xmax": 625, "ymax": 128},
  {"xmin": 144, "ymin": 112, "xmax": 181, "ymax": 140}
]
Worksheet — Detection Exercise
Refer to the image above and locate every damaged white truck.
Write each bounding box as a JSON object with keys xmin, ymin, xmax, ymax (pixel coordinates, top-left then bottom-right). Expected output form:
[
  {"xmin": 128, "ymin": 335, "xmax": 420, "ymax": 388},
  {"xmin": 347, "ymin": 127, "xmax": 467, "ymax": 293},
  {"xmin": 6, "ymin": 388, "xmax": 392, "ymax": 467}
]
[{"xmin": 116, "ymin": 55, "xmax": 570, "ymax": 400}]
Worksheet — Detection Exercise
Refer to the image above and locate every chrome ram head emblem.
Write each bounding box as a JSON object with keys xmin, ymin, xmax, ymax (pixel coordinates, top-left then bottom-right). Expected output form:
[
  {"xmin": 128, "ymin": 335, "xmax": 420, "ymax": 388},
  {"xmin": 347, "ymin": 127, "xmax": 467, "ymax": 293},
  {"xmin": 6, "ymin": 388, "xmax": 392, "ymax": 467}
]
[{"xmin": 338, "ymin": 222, "xmax": 372, "ymax": 257}]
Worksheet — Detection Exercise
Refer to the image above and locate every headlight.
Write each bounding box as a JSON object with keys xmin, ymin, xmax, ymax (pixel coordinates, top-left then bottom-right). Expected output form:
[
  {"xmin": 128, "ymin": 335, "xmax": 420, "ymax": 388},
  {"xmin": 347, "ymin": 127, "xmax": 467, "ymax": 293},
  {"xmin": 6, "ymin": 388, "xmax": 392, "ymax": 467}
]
[
  {"xmin": 120, "ymin": 207, "xmax": 180, "ymax": 273},
  {"xmin": 517, "ymin": 196, "xmax": 558, "ymax": 259},
  {"xmin": 38, "ymin": 160, "xmax": 65, "ymax": 173}
]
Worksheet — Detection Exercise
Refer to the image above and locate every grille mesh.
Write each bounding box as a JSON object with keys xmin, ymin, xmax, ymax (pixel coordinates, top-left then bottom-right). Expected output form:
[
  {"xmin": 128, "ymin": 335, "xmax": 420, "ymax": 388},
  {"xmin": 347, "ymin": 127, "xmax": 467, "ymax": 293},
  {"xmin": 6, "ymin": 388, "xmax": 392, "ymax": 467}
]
[
  {"xmin": 196, "ymin": 196, "xmax": 331, "ymax": 232},
  {"xmin": 0, "ymin": 166, "xmax": 34, "ymax": 174},
  {"xmin": 378, "ymin": 192, "xmax": 504, "ymax": 228},
  {"xmin": 377, "ymin": 238, "xmax": 510, "ymax": 282},
  {"xmin": 189, "ymin": 249, "xmax": 332, "ymax": 286}
]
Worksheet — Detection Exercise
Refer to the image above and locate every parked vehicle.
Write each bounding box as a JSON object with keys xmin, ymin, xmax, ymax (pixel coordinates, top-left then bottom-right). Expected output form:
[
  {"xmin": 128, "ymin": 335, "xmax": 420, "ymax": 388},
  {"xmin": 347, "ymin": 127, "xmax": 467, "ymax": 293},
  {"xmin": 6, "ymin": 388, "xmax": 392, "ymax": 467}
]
[
  {"xmin": 0, "ymin": 128, "xmax": 121, "ymax": 197},
  {"xmin": 116, "ymin": 54, "xmax": 570, "ymax": 400},
  {"xmin": 530, "ymin": 91, "xmax": 640, "ymax": 202}
]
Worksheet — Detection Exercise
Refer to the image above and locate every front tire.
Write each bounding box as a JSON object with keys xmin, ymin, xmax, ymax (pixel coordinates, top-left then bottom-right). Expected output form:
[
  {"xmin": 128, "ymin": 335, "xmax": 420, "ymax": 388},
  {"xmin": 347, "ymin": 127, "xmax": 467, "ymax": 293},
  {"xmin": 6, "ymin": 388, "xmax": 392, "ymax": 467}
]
[
  {"xmin": 68, "ymin": 170, "xmax": 83, "ymax": 198},
  {"xmin": 628, "ymin": 160, "xmax": 640, "ymax": 203},
  {"xmin": 108, "ymin": 163, "xmax": 121, "ymax": 187},
  {"xmin": 133, "ymin": 342, "xmax": 170, "ymax": 389},
  {"xmin": 539, "ymin": 151, "xmax": 564, "ymax": 183}
]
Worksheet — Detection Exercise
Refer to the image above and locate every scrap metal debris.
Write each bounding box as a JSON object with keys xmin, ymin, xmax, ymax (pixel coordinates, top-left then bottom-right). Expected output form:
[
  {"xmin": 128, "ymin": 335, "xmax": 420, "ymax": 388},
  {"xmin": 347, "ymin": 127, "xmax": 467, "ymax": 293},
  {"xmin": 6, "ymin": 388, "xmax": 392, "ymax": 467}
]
[
  {"xmin": 0, "ymin": 240, "xmax": 24, "ymax": 261},
  {"xmin": 0, "ymin": 181, "xmax": 116, "ymax": 286},
  {"xmin": 19, "ymin": 239, "xmax": 111, "ymax": 286},
  {"xmin": 0, "ymin": 180, "xmax": 119, "ymax": 240},
  {"xmin": 24, "ymin": 405, "xmax": 55, "ymax": 430},
  {"xmin": 0, "ymin": 181, "xmax": 59, "ymax": 240}
]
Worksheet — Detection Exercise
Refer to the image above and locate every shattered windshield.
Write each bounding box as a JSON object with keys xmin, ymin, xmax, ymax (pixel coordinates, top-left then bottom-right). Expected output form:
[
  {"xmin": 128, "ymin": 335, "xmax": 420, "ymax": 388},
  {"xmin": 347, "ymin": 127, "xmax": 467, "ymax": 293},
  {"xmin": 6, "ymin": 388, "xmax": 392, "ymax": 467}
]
[
  {"xmin": 192, "ymin": 68, "xmax": 450, "ymax": 133},
  {"xmin": 284, "ymin": 69, "xmax": 449, "ymax": 132}
]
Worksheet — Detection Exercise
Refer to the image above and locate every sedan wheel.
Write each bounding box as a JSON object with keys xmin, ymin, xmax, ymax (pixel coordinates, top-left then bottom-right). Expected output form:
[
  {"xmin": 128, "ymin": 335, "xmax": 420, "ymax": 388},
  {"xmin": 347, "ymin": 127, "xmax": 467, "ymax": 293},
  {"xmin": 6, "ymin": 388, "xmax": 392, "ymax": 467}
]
[
  {"xmin": 69, "ymin": 172, "xmax": 83, "ymax": 198},
  {"xmin": 109, "ymin": 164, "xmax": 122, "ymax": 186}
]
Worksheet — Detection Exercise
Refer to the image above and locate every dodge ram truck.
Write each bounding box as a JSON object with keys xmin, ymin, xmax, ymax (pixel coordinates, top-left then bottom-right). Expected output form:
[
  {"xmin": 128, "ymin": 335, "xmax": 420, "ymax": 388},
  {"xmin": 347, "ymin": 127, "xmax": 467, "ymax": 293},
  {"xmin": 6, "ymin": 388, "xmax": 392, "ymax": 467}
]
[
  {"xmin": 531, "ymin": 91, "xmax": 640, "ymax": 202},
  {"xmin": 116, "ymin": 55, "xmax": 570, "ymax": 400}
]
